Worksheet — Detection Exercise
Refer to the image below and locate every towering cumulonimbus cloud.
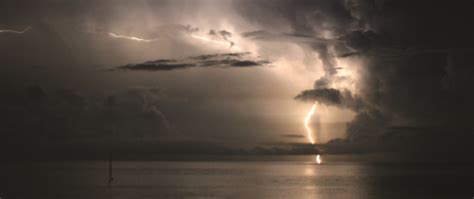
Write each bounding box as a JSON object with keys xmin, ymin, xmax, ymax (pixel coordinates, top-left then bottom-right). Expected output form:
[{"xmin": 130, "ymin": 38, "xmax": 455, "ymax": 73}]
[
  {"xmin": 236, "ymin": 1, "xmax": 378, "ymax": 144},
  {"xmin": 238, "ymin": 0, "xmax": 474, "ymax": 145}
]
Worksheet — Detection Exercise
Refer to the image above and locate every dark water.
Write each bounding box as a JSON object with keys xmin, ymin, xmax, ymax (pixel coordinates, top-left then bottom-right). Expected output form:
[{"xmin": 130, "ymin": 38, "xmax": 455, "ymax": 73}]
[{"xmin": 1, "ymin": 155, "xmax": 473, "ymax": 199}]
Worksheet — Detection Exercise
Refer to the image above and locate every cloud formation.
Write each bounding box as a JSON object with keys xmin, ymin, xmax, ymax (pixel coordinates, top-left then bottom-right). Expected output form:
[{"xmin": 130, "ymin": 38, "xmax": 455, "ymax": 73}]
[
  {"xmin": 116, "ymin": 52, "xmax": 270, "ymax": 71},
  {"xmin": 209, "ymin": 29, "xmax": 235, "ymax": 47},
  {"xmin": 1, "ymin": 0, "xmax": 474, "ymax": 159},
  {"xmin": 237, "ymin": 0, "xmax": 474, "ymax": 154},
  {"xmin": 1, "ymin": 86, "xmax": 173, "ymax": 142}
]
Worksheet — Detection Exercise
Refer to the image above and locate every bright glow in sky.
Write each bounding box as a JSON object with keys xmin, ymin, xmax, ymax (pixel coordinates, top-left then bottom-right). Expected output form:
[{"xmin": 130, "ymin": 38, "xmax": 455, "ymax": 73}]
[
  {"xmin": 191, "ymin": 34, "xmax": 242, "ymax": 50},
  {"xmin": 108, "ymin": 32, "xmax": 159, "ymax": 42},
  {"xmin": 0, "ymin": 26, "xmax": 30, "ymax": 34}
]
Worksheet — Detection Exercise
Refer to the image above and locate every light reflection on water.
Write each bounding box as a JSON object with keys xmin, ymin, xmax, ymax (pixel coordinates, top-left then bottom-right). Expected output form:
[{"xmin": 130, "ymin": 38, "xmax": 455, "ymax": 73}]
[
  {"xmin": 1, "ymin": 155, "xmax": 473, "ymax": 199},
  {"xmin": 103, "ymin": 160, "xmax": 368, "ymax": 199}
]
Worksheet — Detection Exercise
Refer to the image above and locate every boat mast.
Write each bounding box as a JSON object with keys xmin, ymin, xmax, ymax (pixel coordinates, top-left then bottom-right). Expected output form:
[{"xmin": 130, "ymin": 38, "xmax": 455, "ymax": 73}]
[{"xmin": 108, "ymin": 152, "xmax": 114, "ymax": 185}]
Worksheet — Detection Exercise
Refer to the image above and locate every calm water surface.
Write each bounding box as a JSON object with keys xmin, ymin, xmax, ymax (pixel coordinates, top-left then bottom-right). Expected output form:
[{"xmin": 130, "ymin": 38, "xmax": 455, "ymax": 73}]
[{"xmin": 1, "ymin": 155, "xmax": 473, "ymax": 199}]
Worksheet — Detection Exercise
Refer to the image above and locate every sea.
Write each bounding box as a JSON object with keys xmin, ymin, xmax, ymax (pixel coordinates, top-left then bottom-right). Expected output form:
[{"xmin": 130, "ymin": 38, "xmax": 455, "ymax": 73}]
[{"xmin": 1, "ymin": 155, "xmax": 473, "ymax": 199}]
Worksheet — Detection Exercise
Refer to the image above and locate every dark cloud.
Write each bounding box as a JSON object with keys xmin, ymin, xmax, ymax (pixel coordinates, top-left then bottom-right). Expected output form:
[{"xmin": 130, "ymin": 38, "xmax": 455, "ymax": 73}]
[
  {"xmin": 234, "ymin": 0, "xmax": 474, "ymax": 156},
  {"xmin": 337, "ymin": 52, "xmax": 360, "ymax": 58},
  {"xmin": 208, "ymin": 29, "xmax": 235, "ymax": 47},
  {"xmin": 116, "ymin": 52, "xmax": 270, "ymax": 71},
  {"xmin": 280, "ymin": 134, "xmax": 305, "ymax": 138},
  {"xmin": 249, "ymin": 144, "xmax": 319, "ymax": 155},
  {"xmin": 295, "ymin": 88, "xmax": 342, "ymax": 105},
  {"xmin": 209, "ymin": 29, "xmax": 232, "ymax": 40},
  {"xmin": 230, "ymin": 60, "xmax": 267, "ymax": 67},
  {"xmin": 345, "ymin": 109, "xmax": 390, "ymax": 143},
  {"xmin": 340, "ymin": 0, "xmax": 474, "ymax": 146},
  {"xmin": 1, "ymin": 86, "xmax": 173, "ymax": 144},
  {"xmin": 119, "ymin": 61, "xmax": 195, "ymax": 71},
  {"xmin": 219, "ymin": 30, "xmax": 232, "ymax": 38},
  {"xmin": 295, "ymin": 88, "xmax": 365, "ymax": 112}
]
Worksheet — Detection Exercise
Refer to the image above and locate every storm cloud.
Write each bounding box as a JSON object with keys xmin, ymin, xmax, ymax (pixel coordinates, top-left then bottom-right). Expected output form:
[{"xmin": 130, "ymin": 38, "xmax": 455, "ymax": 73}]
[
  {"xmin": 1, "ymin": 0, "xmax": 474, "ymax": 159},
  {"xmin": 1, "ymin": 86, "xmax": 173, "ymax": 142},
  {"xmin": 116, "ymin": 52, "xmax": 270, "ymax": 71},
  {"xmin": 236, "ymin": 0, "xmax": 474, "ymax": 155}
]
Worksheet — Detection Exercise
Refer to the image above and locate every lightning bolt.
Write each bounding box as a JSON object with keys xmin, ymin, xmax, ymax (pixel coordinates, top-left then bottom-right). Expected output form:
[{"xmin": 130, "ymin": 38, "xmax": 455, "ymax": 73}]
[
  {"xmin": 0, "ymin": 26, "xmax": 31, "ymax": 34},
  {"xmin": 190, "ymin": 34, "xmax": 241, "ymax": 50},
  {"xmin": 108, "ymin": 32, "xmax": 240, "ymax": 48},
  {"xmin": 304, "ymin": 102, "xmax": 322, "ymax": 164},
  {"xmin": 304, "ymin": 102, "xmax": 317, "ymax": 144},
  {"xmin": 108, "ymin": 32, "xmax": 158, "ymax": 42}
]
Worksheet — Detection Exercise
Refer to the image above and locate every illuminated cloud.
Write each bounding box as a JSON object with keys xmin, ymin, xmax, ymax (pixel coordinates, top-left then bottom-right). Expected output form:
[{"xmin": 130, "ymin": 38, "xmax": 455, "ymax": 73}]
[{"xmin": 191, "ymin": 34, "xmax": 240, "ymax": 49}]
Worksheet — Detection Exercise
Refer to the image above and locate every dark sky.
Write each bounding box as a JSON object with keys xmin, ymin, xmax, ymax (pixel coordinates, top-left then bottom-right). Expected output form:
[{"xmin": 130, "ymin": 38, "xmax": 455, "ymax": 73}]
[{"xmin": 1, "ymin": 0, "xmax": 474, "ymax": 159}]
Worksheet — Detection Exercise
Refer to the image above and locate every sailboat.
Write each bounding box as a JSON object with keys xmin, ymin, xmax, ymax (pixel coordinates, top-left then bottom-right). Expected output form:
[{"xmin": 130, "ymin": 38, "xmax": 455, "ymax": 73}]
[{"xmin": 108, "ymin": 152, "xmax": 114, "ymax": 185}]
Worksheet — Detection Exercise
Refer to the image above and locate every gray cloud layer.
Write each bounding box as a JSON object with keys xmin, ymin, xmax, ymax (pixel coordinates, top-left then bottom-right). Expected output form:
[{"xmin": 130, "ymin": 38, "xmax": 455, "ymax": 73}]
[{"xmin": 116, "ymin": 52, "xmax": 270, "ymax": 71}]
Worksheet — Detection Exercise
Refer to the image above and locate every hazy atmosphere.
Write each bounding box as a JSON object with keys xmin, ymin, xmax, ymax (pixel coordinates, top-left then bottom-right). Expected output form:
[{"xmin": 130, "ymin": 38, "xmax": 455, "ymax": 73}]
[{"xmin": 1, "ymin": 1, "xmax": 474, "ymax": 198}]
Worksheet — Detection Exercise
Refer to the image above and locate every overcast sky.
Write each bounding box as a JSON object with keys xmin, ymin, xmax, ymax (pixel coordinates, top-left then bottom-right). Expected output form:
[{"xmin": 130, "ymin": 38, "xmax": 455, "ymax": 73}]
[{"xmin": 1, "ymin": 0, "xmax": 474, "ymax": 158}]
